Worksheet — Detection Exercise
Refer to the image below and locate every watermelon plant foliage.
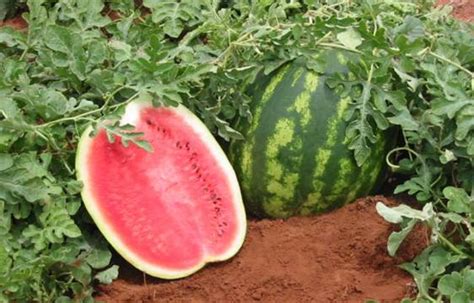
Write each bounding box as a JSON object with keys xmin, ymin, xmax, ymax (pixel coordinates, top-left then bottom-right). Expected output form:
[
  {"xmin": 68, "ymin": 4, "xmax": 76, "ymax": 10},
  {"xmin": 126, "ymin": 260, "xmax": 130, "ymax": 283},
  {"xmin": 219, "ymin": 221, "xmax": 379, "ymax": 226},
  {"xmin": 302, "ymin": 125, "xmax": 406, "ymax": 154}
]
[
  {"xmin": 0, "ymin": 0, "xmax": 472, "ymax": 301},
  {"xmin": 0, "ymin": 0, "xmax": 21, "ymax": 21}
]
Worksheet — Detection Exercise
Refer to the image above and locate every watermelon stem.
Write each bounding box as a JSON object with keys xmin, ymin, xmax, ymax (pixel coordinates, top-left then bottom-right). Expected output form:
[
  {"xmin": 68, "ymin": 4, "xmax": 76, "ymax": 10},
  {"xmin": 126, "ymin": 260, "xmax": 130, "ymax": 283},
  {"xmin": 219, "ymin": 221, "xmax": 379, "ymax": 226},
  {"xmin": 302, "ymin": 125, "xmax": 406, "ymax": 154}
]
[
  {"xmin": 34, "ymin": 90, "xmax": 139, "ymax": 129},
  {"xmin": 385, "ymin": 146, "xmax": 422, "ymax": 170},
  {"xmin": 212, "ymin": 32, "xmax": 253, "ymax": 66},
  {"xmin": 318, "ymin": 42, "xmax": 362, "ymax": 54},
  {"xmin": 437, "ymin": 233, "xmax": 471, "ymax": 259},
  {"xmin": 428, "ymin": 50, "xmax": 474, "ymax": 79}
]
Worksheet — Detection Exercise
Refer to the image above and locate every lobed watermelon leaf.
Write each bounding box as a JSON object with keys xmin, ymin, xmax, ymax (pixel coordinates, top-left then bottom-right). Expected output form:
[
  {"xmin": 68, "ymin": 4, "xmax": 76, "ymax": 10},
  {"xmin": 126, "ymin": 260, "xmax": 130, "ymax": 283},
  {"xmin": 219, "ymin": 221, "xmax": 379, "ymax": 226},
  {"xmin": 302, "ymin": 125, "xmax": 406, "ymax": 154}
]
[
  {"xmin": 0, "ymin": 0, "xmax": 473, "ymax": 301},
  {"xmin": 143, "ymin": 0, "xmax": 207, "ymax": 38},
  {"xmin": 94, "ymin": 265, "xmax": 119, "ymax": 284}
]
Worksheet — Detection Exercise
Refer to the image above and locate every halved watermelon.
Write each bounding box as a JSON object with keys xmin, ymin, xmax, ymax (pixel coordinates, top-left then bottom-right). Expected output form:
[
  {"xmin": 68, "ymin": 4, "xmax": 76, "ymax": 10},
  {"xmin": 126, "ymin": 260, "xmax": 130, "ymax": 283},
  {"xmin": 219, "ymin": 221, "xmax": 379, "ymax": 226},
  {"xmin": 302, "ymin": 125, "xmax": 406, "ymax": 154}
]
[{"xmin": 75, "ymin": 97, "xmax": 247, "ymax": 279}]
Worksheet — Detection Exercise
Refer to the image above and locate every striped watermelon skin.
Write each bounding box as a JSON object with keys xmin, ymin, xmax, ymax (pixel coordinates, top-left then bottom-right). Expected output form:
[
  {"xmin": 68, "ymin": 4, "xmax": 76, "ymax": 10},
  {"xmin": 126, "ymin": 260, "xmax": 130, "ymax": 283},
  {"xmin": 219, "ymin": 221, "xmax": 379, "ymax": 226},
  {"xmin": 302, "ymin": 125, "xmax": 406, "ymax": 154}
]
[{"xmin": 229, "ymin": 52, "xmax": 391, "ymax": 218}]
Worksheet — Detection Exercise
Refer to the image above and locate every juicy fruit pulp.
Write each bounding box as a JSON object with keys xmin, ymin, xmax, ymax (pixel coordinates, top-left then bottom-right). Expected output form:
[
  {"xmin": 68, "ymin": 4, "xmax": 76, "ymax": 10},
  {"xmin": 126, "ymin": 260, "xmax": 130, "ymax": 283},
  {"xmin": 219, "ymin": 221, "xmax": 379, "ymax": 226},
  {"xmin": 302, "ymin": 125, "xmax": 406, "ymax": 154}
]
[
  {"xmin": 229, "ymin": 52, "xmax": 391, "ymax": 218},
  {"xmin": 76, "ymin": 100, "xmax": 246, "ymax": 279}
]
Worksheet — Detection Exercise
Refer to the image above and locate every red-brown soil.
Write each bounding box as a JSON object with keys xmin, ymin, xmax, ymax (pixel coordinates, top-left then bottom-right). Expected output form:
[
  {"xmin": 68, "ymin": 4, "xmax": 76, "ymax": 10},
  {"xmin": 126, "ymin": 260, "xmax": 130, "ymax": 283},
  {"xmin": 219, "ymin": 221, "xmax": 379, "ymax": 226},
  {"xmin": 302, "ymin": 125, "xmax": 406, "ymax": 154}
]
[
  {"xmin": 0, "ymin": 16, "xmax": 27, "ymax": 30},
  {"xmin": 96, "ymin": 196, "xmax": 429, "ymax": 303},
  {"xmin": 437, "ymin": 0, "xmax": 474, "ymax": 21}
]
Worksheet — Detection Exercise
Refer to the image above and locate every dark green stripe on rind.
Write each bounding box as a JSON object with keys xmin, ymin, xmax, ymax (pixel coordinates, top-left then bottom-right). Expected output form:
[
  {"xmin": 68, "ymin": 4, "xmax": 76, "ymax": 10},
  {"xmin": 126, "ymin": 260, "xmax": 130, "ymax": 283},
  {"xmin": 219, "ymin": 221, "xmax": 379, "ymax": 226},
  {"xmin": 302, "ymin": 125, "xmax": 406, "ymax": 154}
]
[
  {"xmin": 260, "ymin": 70, "xmax": 322, "ymax": 217},
  {"xmin": 229, "ymin": 51, "xmax": 391, "ymax": 218},
  {"xmin": 249, "ymin": 64, "xmax": 308, "ymax": 217},
  {"xmin": 294, "ymin": 75, "xmax": 343, "ymax": 215},
  {"xmin": 231, "ymin": 65, "xmax": 291, "ymax": 217}
]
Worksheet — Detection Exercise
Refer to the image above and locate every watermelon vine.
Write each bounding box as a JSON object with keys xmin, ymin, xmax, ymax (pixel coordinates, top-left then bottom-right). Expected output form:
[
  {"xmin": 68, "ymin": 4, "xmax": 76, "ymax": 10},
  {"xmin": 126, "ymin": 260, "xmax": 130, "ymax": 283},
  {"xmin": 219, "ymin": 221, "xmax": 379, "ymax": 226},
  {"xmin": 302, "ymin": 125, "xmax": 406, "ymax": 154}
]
[{"xmin": 0, "ymin": 0, "xmax": 472, "ymax": 301}]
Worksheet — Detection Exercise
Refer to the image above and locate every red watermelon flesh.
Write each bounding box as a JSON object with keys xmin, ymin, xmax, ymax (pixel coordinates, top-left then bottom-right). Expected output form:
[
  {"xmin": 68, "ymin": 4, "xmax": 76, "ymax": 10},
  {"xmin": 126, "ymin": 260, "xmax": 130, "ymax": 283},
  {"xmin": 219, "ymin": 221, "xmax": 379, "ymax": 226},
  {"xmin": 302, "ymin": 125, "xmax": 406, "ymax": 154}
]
[{"xmin": 76, "ymin": 99, "xmax": 246, "ymax": 279}]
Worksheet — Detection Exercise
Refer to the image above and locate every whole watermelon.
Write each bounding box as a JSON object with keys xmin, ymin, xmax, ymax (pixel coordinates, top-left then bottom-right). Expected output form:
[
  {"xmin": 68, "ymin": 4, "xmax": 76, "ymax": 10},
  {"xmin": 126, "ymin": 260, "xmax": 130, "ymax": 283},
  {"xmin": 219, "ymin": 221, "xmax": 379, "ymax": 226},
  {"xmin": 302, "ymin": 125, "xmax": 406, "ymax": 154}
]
[{"xmin": 229, "ymin": 52, "xmax": 393, "ymax": 218}]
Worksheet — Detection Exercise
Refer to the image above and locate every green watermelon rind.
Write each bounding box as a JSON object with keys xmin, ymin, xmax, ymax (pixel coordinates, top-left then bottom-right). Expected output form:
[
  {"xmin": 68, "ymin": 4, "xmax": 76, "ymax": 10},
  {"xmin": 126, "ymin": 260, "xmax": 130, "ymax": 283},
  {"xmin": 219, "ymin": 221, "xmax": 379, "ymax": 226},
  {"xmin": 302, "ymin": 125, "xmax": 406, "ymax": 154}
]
[
  {"xmin": 229, "ymin": 52, "xmax": 392, "ymax": 219},
  {"xmin": 76, "ymin": 97, "xmax": 247, "ymax": 279}
]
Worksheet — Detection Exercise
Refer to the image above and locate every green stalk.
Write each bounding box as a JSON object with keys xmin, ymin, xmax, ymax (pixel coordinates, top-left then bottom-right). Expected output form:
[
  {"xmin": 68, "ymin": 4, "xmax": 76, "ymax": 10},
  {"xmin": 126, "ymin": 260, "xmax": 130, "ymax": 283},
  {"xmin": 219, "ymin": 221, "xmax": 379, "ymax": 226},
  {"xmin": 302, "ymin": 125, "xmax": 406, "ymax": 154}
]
[
  {"xmin": 35, "ymin": 91, "xmax": 139, "ymax": 129},
  {"xmin": 318, "ymin": 42, "xmax": 363, "ymax": 54},
  {"xmin": 428, "ymin": 51, "xmax": 474, "ymax": 78},
  {"xmin": 438, "ymin": 233, "xmax": 471, "ymax": 259}
]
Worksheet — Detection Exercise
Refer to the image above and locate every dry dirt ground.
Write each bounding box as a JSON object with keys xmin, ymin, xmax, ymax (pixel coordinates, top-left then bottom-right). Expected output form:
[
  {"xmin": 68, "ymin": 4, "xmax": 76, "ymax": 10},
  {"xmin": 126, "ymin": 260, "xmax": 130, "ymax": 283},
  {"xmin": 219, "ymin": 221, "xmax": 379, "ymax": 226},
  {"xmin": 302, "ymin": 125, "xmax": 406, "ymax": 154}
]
[
  {"xmin": 437, "ymin": 0, "xmax": 474, "ymax": 21},
  {"xmin": 96, "ymin": 196, "xmax": 428, "ymax": 303}
]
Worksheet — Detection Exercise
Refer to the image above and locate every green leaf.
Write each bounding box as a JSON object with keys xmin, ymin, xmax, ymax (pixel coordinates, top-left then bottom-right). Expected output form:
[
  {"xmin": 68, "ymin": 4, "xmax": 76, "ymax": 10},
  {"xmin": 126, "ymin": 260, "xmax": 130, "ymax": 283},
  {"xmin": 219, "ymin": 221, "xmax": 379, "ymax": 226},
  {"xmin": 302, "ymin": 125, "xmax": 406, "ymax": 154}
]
[
  {"xmin": 45, "ymin": 25, "xmax": 81, "ymax": 54},
  {"xmin": 0, "ymin": 153, "xmax": 57, "ymax": 203},
  {"xmin": 393, "ymin": 66, "xmax": 422, "ymax": 92},
  {"xmin": 439, "ymin": 149, "xmax": 457, "ymax": 164},
  {"xmin": 94, "ymin": 265, "xmax": 119, "ymax": 284},
  {"xmin": 0, "ymin": 98, "xmax": 20, "ymax": 119},
  {"xmin": 62, "ymin": 222, "xmax": 82, "ymax": 238},
  {"xmin": 393, "ymin": 16, "xmax": 425, "ymax": 42},
  {"xmin": 0, "ymin": 201, "xmax": 11, "ymax": 235},
  {"xmin": 376, "ymin": 202, "xmax": 434, "ymax": 222},
  {"xmin": 463, "ymin": 269, "xmax": 474, "ymax": 290},
  {"xmin": 394, "ymin": 175, "xmax": 433, "ymax": 202},
  {"xmin": 387, "ymin": 219, "xmax": 417, "ymax": 256},
  {"xmin": 86, "ymin": 41, "xmax": 108, "ymax": 66},
  {"xmin": 455, "ymin": 104, "xmax": 474, "ymax": 141},
  {"xmin": 0, "ymin": 154, "xmax": 13, "ymax": 171},
  {"xmin": 401, "ymin": 246, "xmax": 464, "ymax": 299},
  {"xmin": 432, "ymin": 99, "xmax": 472, "ymax": 119},
  {"xmin": 438, "ymin": 271, "xmax": 463, "ymax": 296},
  {"xmin": 377, "ymin": 202, "xmax": 438, "ymax": 257},
  {"xmin": 0, "ymin": 244, "xmax": 12, "ymax": 275},
  {"xmin": 0, "ymin": 0, "xmax": 16, "ymax": 21},
  {"xmin": 109, "ymin": 40, "xmax": 132, "ymax": 62},
  {"xmin": 55, "ymin": 296, "xmax": 73, "ymax": 303},
  {"xmin": 388, "ymin": 108, "xmax": 419, "ymax": 131},
  {"xmin": 337, "ymin": 28, "xmax": 363, "ymax": 50},
  {"xmin": 85, "ymin": 248, "xmax": 112, "ymax": 269},
  {"xmin": 71, "ymin": 262, "xmax": 92, "ymax": 285},
  {"xmin": 439, "ymin": 212, "xmax": 464, "ymax": 224},
  {"xmin": 37, "ymin": 89, "xmax": 69, "ymax": 120},
  {"xmin": 443, "ymin": 187, "xmax": 471, "ymax": 214},
  {"xmin": 376, "ymin": 202, "xmax": 404, "ymax": 223},
  {"xmin": 135, "ymin": 140, "xmax": 154, "ymax": 153},
  {"xmin": 451, "ymin": 292, "xmax": 470, "ymax": 303},
  {"xmin": 143, "ymin": 0, "xmax": 205, "ymax": 38},
  {"xmin": 0, "ymin": 27, "xmax": 26, "ymax": 48}
]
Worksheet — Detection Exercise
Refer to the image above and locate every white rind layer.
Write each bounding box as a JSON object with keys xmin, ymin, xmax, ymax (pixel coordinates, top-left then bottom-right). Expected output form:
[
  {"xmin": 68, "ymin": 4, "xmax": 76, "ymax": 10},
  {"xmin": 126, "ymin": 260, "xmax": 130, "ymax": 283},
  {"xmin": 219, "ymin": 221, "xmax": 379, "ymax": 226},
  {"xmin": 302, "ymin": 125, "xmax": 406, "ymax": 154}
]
[{"xmin": 75, "ymin": 97, "xmax": 247, "ymax": 279}]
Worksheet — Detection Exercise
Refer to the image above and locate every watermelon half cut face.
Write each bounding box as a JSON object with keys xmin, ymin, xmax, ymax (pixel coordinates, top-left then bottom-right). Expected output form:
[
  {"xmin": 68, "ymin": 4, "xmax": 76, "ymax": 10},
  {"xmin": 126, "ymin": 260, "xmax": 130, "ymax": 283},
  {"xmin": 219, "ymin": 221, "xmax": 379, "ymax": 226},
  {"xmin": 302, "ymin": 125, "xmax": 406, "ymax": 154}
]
[{"xmin": 76, "ymin": 99, "xmax": 247, "ymax": 279}]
